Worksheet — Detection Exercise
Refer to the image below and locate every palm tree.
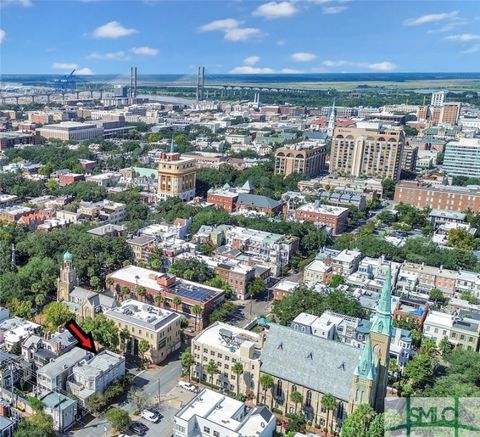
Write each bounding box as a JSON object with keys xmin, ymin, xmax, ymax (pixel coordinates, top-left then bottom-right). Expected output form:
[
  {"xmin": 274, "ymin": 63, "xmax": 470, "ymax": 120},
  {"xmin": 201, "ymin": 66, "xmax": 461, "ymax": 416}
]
[
  {"xmin": 119, "ymin": 327, "xmax": 130, "ymax": 353},
  {"xmin": 191, "ymin": 304, "xmax": 202, "ymax": 331},
  {"xmin": 121, "ymin": 286, "xmax": 130, "ymax": 300},
  {"xmin": 34, "ymin": 293, "xmax": 46, "ymax": 310},
  {"xmin": 259, "ymin": 374, "xmax": 274, "ymax": 408},
  {"xmin": 106, "ymin": 277, "xmax": 114, "ymax": 289},
  {"xmin": 290, "ymin": 391, "xmax": 303, "ymax": 414},
  {"xmin": 232, "ymin": 362, "xmax": 244, "ymax": 395},
  {"xmin": 173, "ymin": 296, "xmax": 183, "ymax": 312},
  {"xmin": 180, "ymin": 348, "xmax": 195, "ymax": 382},
  {"xmin": 321, "ymin": 393, "xmax": 338, "ymax": 437},
  {"xmin": 154, "ymin": 294, "xmax": 165, "ymax": 308},
  {"xmin": 136, "ymin": 285, "xmax": 147, "ymax": 302},
  {"xmin": 205, "ymin": 360, "xmax": 219, "ymax": 385}
]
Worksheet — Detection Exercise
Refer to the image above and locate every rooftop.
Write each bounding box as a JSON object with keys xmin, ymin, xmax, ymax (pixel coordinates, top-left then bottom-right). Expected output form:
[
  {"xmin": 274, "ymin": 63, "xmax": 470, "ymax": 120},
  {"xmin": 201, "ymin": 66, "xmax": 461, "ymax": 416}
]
[{"xmin": 105, "ymin": 299, "xmax": 180, "ymax": 332}]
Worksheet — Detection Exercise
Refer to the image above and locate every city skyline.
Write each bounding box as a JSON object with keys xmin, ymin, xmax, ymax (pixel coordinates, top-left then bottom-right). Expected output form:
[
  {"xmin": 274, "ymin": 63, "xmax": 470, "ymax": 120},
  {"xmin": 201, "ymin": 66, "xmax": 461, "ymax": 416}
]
[{"xmin": 1, "ymin": 0, "xmax": 480, "ymax": 75}]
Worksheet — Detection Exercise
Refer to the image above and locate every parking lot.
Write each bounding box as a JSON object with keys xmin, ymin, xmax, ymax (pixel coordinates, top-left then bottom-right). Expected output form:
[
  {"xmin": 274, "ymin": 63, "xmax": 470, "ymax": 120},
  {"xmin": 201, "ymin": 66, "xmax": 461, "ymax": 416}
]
[{"xmin": 72, "ymin": 352, "xmax": 196, "ymax": 437}]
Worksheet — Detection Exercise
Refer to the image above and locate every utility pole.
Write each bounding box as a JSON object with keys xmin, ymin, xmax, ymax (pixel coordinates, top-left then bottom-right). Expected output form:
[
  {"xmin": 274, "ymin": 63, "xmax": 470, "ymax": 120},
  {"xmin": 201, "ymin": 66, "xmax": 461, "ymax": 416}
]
[{"xmin": 157, "ymin": 377, "xmax": 161, "ymax": 407}]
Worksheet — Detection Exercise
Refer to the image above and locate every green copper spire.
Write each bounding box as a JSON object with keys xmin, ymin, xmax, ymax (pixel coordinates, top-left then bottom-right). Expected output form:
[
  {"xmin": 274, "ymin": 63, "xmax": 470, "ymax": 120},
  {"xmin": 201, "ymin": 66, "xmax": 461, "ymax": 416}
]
[
  {"xmin": 354, "ymin": 336, "xmax": 376, "ymax": 380},
  {"xmin": 370, "ymin": 263, "xmax": 393, "ymax": 336}
]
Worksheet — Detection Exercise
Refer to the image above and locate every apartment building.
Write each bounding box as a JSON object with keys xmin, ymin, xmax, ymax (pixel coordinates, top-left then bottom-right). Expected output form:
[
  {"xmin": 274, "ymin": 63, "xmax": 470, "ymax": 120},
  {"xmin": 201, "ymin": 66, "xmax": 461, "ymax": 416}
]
[
  {"xmin": 37, "ymin": 348, "xmax": 90, "ymax": 394},
  {"xmin": 298, "ymin": 176, "xmax": 383, "ymax": 200},
  {"xmin": 443, "ymin": 138, "xmax": 480, "ymax": 178},
  {"xmin": 397, "ymin": 262, "xmax": 457, "ymax": 297},
  {"xmin": 106, "ymin": 267, "xmax": 225, "ymax": 329},
  {"xmin": 37, "ymin": 122, "xmax": 103, "ymax": 141},
  {"xmin": 77, "ymin": 200, "xmax": 127, "ymax": 224},
  {"xmin": 127, "ymin": 235, "xmax": 156, "ymax": 264},
  {"xmin": 294, "ymin": 202, "xmax": 349, "ymax": 235},
  {"xmin": 104, "ymin": 299, "xmax": 182, "ymax": 364},
  {"xmin": 174, "ymin": 389, "xmax": 275, "ymax": 437},
  {"xmin": 423, "ymin": 310, "xmax": 480, "ymax": 351},
  {"xmin": 192, "ymin": 322, "xmax": 262, "ymax": 395},
  {"xmin": 274, "ymin": 141, "xmax": 326, "ymax": 177},
  {"xmin": 157, "ymin": 149, "xmax": 197, "ymax": 201},
  {"xmin": 401, "ymin": 143, "xmax": 418, "ymax": 172},
  {"xmin": 330, "ymin": 123, "xmax": 405, "ymax": 181},
  {"xmin": 303, "ymin": 259, "xmax": 332, "ymax": 285},
  {"xmin": 394, "ymin": 181, "xmax": 480, "ymax": 213},
  {"xmin": 330, "ymin": 249, "xmax": 363, "ymax": 276},
  {"xmin": 68, "ymin": 350, "xmax": 126, "ymax": 406},
  {"xmin": 214, "ymin": 262, "xmax": 255, "ymax": 300}
]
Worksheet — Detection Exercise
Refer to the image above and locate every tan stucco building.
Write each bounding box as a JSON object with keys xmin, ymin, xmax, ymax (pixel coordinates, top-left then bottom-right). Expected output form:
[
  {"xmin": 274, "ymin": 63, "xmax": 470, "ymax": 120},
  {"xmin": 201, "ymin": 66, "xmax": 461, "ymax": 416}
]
[{"xmin": 157, "ymin": 149, "xmax": 197, "ymax": 201}]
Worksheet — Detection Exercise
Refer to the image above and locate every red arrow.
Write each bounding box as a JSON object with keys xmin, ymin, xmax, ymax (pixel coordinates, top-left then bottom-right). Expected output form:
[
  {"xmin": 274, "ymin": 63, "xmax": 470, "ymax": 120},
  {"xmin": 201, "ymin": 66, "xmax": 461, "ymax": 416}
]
[{"xmin": 65, "ymin": 319, "xmax": 97, "ymax": 354}]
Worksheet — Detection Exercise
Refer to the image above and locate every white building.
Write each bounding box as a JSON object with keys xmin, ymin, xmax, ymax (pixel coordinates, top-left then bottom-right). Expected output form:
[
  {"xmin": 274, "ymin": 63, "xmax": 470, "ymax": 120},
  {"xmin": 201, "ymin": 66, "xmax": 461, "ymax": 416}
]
[
  {"xmin": 174, "ymin": 389, "xmax": 275, "ymax": 437},
  {"xmin": 192, "ymin": 322, "xmax": 262, "ymax": 395},
  {"xmin": 67, "ymin": 350, "xmax": 126, "ymax": 405},
  {"xmin": 0, "ymin": 317, "xmax": 40, "ymax": 350},
  {"xmin": 37, "ymin": 122, "xmax": 104, "ymax": 141}
]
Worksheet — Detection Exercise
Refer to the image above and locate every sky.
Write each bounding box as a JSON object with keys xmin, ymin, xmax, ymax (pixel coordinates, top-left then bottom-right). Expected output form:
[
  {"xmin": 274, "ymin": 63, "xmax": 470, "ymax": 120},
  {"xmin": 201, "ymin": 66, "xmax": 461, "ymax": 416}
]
[{"xmin": 1, "ymin": 0, "xmax": 479, "ymax": 75}]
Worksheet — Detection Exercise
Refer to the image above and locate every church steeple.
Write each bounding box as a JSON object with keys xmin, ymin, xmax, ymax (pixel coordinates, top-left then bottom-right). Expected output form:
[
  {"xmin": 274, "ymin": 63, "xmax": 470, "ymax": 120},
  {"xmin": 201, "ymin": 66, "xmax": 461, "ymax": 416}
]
[
  {"xmin": 370, "ymin": 264, "xmax": 392, "ymax": 336},
  {"xmin": 57, "ymin": 251, "xmax": 77, "ymax": 302},
  {"xmin": 354, "ymin": 336, "xmax": 376, "ymax": 381}
]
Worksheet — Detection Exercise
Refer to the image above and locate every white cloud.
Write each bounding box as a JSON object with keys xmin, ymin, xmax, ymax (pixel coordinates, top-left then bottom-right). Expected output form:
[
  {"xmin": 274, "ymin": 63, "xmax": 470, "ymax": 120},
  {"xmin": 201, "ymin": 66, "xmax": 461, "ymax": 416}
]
[
  {"xmin": 92, "ymin": 21, "xmax": 137, "ymax": 39},
  {"xmin": 252, "ymin": 1, "xmax": 298, "ymax": 19},
  {"xmin": 230, "ymin": 66, "xmax": 275, "ymax": 74},
  {"xmin": 280, "ymin": 68, "xmax": 304, "ymax": 73},
  {"xmin": 404, "ymin": 11, "xmax": 458, "ymax": 26},
  {"xmin": 322, "ymin": 5, "xmax": 347, "ymax": 14},
  {"xmin": 199, "ymin": 18, "xmax": 240, "ymax": 32},
  {"xmin": 51, "ymin": 63, "xmax": 93, "ymax": 75},
  {"xmin": 225, "ymin": 27, "xmax": 261, "ymax": 41},
  {"xmin": 367, "ymin": 61, "xmax": 397, "ymax": 72},
  {"xmin": 0, "ymin": 29, "xmax": 5, "ymax": 44},
  {"xmin": 291, "ymin": 52, "xmax": 317, "ymax": 62},
  {"xmin": 76, "ymin": 67, "xmax": 94, "ymax": 75},
  {"xmin": 88, "ymin": 51, "xmax": 128, "ymax": 61},
  {"xmin": 51, "ymin": 63, "xmax": 78, "ymax": 70},
  {"xmin": 243, "ymin": 56, "xmax": 261, "ymax": 66},
  {"xmin": 445, "ymin": 33, "xmax": 480, "ymax": 42},
  {"xmin": 322, "ymin": 59, "xmax": 397, "ymax": 71},
  {"xmin": 276, "ymin": 39, "xmax": 286, "ymax": 46},
  {"xmin": 0, "ymin": 0, "xmax": 32, "ymax": 7},
  {"xmin": 131, "ymin": 46, "xmax": 159, "ymax": 56},
  {"xmin": 199, "ymin": 18, "xmax": 261, "ymax": 41}
]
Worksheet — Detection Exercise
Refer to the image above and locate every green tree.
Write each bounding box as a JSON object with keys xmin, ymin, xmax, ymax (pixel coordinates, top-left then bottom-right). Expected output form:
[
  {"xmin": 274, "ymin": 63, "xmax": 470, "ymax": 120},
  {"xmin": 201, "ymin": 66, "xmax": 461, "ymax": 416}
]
[
  {"xmin": 169, "ymin": 258, "xmax": 214, "ymax": 283},
  {"xmin": 259, "ymin": 373, "xmax": 274, "ymax": 408},
  {"xmin": 128, "ymin": 388, "xmax": 150, "ymax": 415},
  {"xmin": 382, "ymin": 178, "xmax": 396, "ymax": 199},
  {"xmin": 328, "ymin": 274, "xmax": 344, "ymax": 288},
  {"xmin": 41, "ymin": 301, "xmax": 74, "ymax": 333},
  {"xmin": 447, "ymin": 227, "xmax": 476, "ymax": 250},
  {"xmin": 173, "ymin": 295, "xmax": 183, "ymax": 312},
  {"xmin": 205, "ymin": 359, "xmax": 219, "ymax": 385},
  {"xmin": 28, "ymin": 396, "xmax": 44, "ymax": 413},
  {"xmin": 192, "ymin": 304, "xmax": 202, "ymax": 331},
  {"xmin": 232, "ymin": 362, "xmax": 244, "ymax": 395},
  {"xmin": 154, "ymin": 294, "xmax": 165, "ymax": 307},
  {"xmin": 341, "ymin": 404, "xmax": 376, "ymax": 437},
  {"xmin": 80, "ymin": 314, "xmax": 119, "ymax": 351},
  {"xmin": 14, "ymin": 412, "xmax": 56, "ymax": 437},
  {"xmin": 181, "ymin": 348, "xmax": 195, "ymax": 382},
  {"xmin": 139, "ymin": 339, "xmax": 150, "ymax": 364},
  {"xmin": 119, "ymin": 327, "xmax": 131, "ymax": 353},
  {"xmin": 105, "ymin": 407, "xmax": 131, "ymax": 433},
  {"xmin": 439, "ymin": 336, "xmax": 453, "ymax": 356},
  {"xmin": 321, "ymin": 393, "xmax": 338, "ymax": 436},
  {"xmin": 290, "ymin": 391, "xmax": 303, "ymax": 414},
  {"xmin": 86, "ymin": 393, "xmax": 107, "ymax": 414},
  {"xmin": 136, "ymin": 285, "xmax": 147, "ymax": 302}
]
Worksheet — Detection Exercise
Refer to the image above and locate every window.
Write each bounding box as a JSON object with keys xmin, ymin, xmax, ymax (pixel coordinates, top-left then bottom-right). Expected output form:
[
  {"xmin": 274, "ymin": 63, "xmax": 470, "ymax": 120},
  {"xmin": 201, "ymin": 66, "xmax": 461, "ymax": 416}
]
[
  {"xmin": 203, "ymin": 426, "xmax": 210, "ymax": 434},
  {"xmin": 276, "ymin": 380, "xmax": 282, "ymax": 397},
  {"xmin": 213, "ymin": 432, "xmax": 220, "ymax": 437},
  {"xmin": 306, "ymin": 390, "xmax": 312, "ymax": 407}
]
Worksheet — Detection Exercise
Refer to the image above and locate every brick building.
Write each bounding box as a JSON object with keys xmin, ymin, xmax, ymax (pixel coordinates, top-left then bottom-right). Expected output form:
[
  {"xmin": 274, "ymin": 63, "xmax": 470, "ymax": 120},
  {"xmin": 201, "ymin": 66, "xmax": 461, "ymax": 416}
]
[{"xmin": 294, "ymin": 202, "xmax": 349, "ymax": 235}]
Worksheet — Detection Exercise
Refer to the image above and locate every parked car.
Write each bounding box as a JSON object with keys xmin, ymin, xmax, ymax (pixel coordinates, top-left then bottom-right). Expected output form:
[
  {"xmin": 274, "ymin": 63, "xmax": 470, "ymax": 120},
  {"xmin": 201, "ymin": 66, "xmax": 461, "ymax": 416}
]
[
  {"xmin": 141, "ymin": 409, "xmax": 161, "ymax": 423},
  {"xmin": 178, "ymin": 380, "xmax": 198, "ymax": 392},
  {"xmin": 129, "ymin": 421, "xmax": 148, "ymax": 436}
]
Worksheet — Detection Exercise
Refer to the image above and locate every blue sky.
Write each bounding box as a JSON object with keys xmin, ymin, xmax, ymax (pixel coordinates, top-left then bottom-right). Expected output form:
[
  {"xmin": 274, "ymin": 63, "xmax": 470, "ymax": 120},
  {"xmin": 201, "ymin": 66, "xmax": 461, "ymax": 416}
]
[{"xmin": 1, "ymin": 0, "xmax": 479, "ymax": 75}]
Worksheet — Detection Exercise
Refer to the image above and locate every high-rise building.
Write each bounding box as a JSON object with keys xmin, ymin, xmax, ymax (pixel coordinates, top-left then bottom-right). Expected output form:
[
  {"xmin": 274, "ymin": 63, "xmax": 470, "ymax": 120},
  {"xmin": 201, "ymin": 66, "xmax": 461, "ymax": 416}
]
[
  {"xmin": 274, "ymin": 141, "xmax": 326, "ymax": 177},
  {"xmin": 157, "ymin": 140, "xmax": 197, "ymax": 201},
  {"xmin": 330, "ymin": 123, "xmax": 405, "ymax": 181},
  {"xmin": 431, "ymin": 90, "xmax": 446, "ymax": 107},
  {"xmin": 443, "ymin": 138, "xmax": 480, "ymax": 178}
]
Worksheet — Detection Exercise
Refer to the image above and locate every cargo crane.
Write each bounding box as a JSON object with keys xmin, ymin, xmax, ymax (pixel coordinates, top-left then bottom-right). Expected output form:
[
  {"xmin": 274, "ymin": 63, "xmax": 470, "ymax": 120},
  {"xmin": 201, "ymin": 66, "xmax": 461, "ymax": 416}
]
[{"xmin": 55, "ymin": 69, "xmax": 77, "ymax": 92}]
